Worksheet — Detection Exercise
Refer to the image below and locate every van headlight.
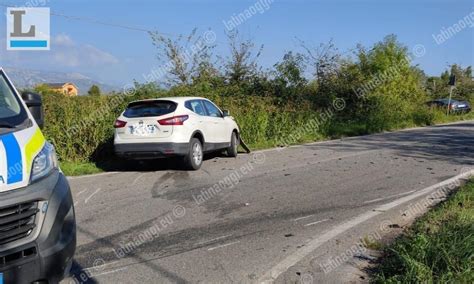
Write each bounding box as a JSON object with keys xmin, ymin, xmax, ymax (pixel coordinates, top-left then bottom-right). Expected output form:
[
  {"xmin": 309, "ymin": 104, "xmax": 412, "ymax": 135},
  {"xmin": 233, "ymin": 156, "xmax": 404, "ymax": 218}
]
[{"xmin": 31, "ymin": 142, "xmax": 58, "ymax": 182}]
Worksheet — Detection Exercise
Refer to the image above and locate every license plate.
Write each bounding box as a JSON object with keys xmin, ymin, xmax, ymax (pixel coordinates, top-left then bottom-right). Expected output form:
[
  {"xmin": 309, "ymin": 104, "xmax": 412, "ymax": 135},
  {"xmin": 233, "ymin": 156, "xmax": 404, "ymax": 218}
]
[
  {"xmin": 458, "ymin": 104, "xmax": 466, "ymax": 108},
  {"xmin": 129, "ymin": 124, "xmax": 157, "ymax": 136}
]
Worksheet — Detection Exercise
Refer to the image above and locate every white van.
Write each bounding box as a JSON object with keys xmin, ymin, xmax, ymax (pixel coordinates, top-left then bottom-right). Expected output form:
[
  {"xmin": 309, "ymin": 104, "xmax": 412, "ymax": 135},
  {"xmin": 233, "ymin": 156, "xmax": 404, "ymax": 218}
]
[{"xmin": 0, "ymin": 68, "xmax": 76, "ymax": 283}]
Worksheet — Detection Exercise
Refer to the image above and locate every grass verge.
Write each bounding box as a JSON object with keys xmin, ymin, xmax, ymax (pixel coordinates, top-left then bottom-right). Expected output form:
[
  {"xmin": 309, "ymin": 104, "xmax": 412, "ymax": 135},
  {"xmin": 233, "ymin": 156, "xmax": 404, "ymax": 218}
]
[
  {"xmin": 373, "ymin": 180, "xmax": 474, "ymax": 283},
  {"xmin": 61, "ymin": 161, "xmax": 104, "ymax": 176}
]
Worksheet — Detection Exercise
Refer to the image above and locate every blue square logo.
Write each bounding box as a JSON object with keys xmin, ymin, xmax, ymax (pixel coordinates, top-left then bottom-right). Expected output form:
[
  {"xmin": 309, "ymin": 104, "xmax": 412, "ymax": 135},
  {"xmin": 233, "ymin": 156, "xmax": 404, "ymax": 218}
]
[{"xmin": 6, "ymin": 7, "xmax": 50, "ymax": 51}]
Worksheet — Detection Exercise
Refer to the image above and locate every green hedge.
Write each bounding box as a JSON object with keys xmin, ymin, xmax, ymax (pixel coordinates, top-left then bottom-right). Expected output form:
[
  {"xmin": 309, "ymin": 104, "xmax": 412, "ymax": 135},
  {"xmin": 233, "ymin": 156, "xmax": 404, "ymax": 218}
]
[
  {"xmin": 40, "ymin": 85, "xmax": 472, "ymax": 164},
  {"xmin": 41, "ymin": 88, "xmax": 324, "ymax": 163}
]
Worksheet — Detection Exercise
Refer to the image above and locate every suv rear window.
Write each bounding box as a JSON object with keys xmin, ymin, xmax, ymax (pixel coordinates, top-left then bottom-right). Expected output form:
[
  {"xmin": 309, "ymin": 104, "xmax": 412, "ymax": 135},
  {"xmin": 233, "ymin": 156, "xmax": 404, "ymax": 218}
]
[{"xmin": 124, "ymin": 100, "xmax": 177, "ymax": 118}]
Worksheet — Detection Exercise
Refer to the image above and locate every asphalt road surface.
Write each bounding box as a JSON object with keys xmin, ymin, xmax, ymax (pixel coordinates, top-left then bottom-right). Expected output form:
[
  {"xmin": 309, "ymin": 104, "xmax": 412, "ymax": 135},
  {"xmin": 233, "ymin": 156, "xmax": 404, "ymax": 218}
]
[{"xmin": 65, "ymin": 121, "xmax": 474, "ymax": 283}]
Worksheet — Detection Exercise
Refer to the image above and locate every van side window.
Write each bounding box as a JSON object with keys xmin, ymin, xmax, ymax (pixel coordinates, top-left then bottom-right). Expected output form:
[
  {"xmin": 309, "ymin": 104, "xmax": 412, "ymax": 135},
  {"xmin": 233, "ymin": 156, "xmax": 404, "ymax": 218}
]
[{"xmin": 185, "ymin": 100, "xmax": 207, "ymax": 116}]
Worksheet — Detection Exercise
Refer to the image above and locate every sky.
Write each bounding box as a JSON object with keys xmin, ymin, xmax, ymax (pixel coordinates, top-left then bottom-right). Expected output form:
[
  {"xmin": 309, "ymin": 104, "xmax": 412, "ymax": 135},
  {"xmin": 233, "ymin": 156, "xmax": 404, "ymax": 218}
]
[{"xmin": 0, "ymin": 0, "xmax": 473, "ymax": 87}]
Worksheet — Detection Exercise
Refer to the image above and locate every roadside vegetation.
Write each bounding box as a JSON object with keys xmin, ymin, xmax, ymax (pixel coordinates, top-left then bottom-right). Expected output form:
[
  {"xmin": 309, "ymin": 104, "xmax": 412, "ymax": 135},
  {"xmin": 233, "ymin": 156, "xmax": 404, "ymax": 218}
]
[
  {"xmin": 373, "ymin": 180, "xmax": 474, "ymax": 283},
  {"xmin": 31, "ymin": 31, "xmax": 473, "ymax": 176}
]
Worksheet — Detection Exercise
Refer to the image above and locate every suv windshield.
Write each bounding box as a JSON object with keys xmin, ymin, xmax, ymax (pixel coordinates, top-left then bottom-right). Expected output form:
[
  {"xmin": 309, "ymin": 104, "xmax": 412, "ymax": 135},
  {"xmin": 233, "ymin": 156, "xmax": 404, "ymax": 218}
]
[
  {"xmin": 124, "ymin": 100, "xmax": 177, "ymax": 118},
  {"xmin": 0, "ymin": 71, "xmax": 29, "ymax": 130}
]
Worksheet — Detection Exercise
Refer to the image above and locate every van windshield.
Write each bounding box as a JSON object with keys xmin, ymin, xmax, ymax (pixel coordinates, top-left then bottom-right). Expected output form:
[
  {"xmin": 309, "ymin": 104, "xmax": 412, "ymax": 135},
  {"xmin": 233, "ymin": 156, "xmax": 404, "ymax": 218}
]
[{"xmin": 0, "ymin": 71, "xmax": 29, "ymax": 130}]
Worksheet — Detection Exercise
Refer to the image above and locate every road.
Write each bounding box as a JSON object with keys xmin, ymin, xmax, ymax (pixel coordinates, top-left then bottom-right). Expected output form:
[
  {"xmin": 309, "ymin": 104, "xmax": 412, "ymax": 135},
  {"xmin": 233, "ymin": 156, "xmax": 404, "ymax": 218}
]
[{"xmin": 65, "ymin": 121, "xmax": 474, "ymax": 283}]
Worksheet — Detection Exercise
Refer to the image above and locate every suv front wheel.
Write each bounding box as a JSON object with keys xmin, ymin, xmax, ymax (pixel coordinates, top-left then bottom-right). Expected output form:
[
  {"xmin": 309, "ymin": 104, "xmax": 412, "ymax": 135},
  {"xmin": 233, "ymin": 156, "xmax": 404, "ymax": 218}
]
[
  {"xmin": 227, "ymin": 132, "xmax": 238, "ymax": 158},
  {"xmin": 183, "ymin": 138, "xmax": 203, "ymax": 170}
]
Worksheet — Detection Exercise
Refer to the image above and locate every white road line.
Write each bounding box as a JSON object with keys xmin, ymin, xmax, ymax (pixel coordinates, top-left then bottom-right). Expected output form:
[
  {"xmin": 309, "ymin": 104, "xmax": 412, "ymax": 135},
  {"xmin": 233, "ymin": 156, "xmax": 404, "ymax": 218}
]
[
  {"xmin": 304, "ymin": 219, "xmax": 330, "ymax": 227},
  {"xmin": 258, "ymin": 169, "xmax": 474, "ymax": 283},
  {"xmin": 76, "ymin": 188, "xmax": 89, "ymax": 196},
  {"xmin": 82, "ymin": 261, "xmax": 121, "ymax": 272},
  {"xmin": 207, "ymin": 241, "xmax": 240, "ymax": 251},
  {"xmin": 132, "ymin": 173, "xmax": 146, "ymax": 185},
  {"xmin": 363, "ymin": 190, "xmax": 417, "ymax": 204},
  {"xmin": 90, "ymin": 267, "xmax": 127, "ymax": 277},
  {"xmin": 67, "ymin": 171, "xmax": 120, "ymax": 180},
  {"xmin": 197, "ymin": 234, "xmax": 233, "ymax": 246},
  {"xmin": 84, "ymin": 188, "xmax": 102, "ymax": 204},
  {"xmin": 293, "ymin": 215, "xmax": 315, "ymax": 222}
]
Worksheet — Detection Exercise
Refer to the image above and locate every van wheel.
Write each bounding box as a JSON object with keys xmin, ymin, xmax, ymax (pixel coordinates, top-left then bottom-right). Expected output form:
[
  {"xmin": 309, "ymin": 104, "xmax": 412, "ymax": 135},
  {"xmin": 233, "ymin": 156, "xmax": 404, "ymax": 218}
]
[
  {"xmin": 183, "ymin": 138, "xmax": 203, "ymax": 170},
  {"xmin": 227, "ymin": 132, "xmax": 238, "ymax": 158}
]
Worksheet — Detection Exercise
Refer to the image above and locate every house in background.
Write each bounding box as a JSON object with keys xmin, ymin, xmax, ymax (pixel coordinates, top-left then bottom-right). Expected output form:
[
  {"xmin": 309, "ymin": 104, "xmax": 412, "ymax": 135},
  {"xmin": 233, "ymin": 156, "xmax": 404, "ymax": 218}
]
[{"xmin": 43, "ymin": 82, "xmax": 79, "ymax": 96}]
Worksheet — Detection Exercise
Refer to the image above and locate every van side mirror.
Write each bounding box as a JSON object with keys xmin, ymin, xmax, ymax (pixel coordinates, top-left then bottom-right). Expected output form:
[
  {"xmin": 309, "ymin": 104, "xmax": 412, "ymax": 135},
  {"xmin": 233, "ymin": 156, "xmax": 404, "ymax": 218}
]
[
  {"xmin": 223, "ymin": 110, "xmax": 230, "ymax": 117},
  {"xmin": 21, "ymin": 92, "xmax": 44, "ymax": 129}
]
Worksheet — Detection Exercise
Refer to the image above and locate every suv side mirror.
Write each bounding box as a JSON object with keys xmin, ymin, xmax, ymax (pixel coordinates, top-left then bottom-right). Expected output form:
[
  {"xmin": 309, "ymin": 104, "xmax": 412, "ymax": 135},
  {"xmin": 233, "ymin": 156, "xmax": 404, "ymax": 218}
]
[
  {"xmin": 223, "ymin": 110, "xmax": 230, "ymax": 117},
  {"xmin": 21, "ymin": 92, "xmax": 44, "ymax": 129}
]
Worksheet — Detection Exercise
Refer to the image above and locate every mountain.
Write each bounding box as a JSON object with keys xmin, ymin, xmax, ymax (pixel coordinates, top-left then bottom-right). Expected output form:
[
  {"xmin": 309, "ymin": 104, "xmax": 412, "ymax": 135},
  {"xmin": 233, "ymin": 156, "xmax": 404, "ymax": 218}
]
[{"xmin": 2, "ymin": 67, "xmax": 118, "ymax": 95}]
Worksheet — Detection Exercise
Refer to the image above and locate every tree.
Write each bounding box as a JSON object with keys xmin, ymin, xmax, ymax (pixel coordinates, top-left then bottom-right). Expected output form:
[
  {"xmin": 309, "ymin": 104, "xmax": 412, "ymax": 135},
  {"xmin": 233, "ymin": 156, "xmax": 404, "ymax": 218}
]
[
  {"xmin": 224, "ymin": 30, "xmax": 263, "ymax": 85},
  {"xmin": 299, "ymin": 39, "xmax": 341, "ymax": 82},
  {"xmin": 298, "ymin": 38, "xmax": 347, "ymax": 108},
  {"xmin": 88, "ymin": 85, "xmax": 101, "ymax": 96},
  {"xmin": 427, "ymin": 65, "xmax": 474, "ymax": 100},
  {"xmin": 274, "ymin": 52, "xmax": 307, "ymax": 88},
  {"xmin": 149, "ymin": 29, "xmax": 216, "ymax": 86},
  {"xmin": 354, "ymin": 35, "xmax": 427, "ymax": 130},
  {"xmin": 272, "ymin": 52, "xmax": 307, "ymax": 101},
  {"xmin": 449, "ymin": 64, "xmax": 474, "ymax": 100}
]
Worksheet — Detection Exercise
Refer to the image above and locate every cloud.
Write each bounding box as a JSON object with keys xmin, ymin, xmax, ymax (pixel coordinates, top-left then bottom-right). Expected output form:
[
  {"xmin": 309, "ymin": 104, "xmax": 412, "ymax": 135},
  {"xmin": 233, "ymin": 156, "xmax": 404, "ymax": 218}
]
[
  {"xmin": 50, "ymin": 34, "xmax": 119, "ymax": 67},
  {"xmin": 0, "ymin": 33, "xmax": 119, "ymax": 68},
  {"xmin": 53, "ymin": 34, "xmax": 75, "ymax": 46}
]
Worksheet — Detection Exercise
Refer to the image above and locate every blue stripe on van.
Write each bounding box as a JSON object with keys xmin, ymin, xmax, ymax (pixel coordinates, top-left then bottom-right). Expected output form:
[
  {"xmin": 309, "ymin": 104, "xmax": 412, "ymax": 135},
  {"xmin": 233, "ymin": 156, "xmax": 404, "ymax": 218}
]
[{"xmin": 0, "ymin": 133, "xmax": 23, "ymax": 184}]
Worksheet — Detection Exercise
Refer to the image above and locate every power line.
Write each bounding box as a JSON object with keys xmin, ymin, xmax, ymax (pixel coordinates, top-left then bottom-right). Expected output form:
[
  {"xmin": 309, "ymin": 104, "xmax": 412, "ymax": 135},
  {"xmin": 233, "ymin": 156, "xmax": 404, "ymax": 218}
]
[
  {"xmin": 1, "ymin": 3, "xmax": 234, "ymax": 46},
  {"xmin": 0, "ymin": 3, "xmax": 177, "ymax": 37}
]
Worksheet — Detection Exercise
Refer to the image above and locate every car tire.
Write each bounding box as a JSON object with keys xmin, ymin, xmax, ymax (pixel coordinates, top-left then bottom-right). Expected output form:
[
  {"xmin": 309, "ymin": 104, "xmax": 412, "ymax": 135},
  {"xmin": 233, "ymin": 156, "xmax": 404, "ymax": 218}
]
[
  {"xmin": 227, "ymin": 132, "xmax": 238, "ymax": 158},
  {"xmin": 183, "ymin": 138, "xmax": 203, "ymax": 170}
]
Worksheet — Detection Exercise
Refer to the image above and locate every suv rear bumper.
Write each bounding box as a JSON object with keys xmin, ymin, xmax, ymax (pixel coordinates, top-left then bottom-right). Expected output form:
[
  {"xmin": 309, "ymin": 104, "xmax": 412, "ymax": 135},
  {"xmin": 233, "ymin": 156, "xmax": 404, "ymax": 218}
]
[
  {"xmin": 115, "ymin": 142, "xmax": 189, "ymax": 158},
  {"xmin": 0, "ymin": 171, "xmax": 76, "ymax": 284}
]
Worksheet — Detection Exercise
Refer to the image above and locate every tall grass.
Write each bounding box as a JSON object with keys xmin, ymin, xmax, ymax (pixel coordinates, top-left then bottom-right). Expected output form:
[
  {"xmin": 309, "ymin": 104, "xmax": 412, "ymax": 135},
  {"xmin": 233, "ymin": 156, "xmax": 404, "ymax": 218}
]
[{"xmin": 373, "ymin": 181, "xmax": 474, "ymax": 283}]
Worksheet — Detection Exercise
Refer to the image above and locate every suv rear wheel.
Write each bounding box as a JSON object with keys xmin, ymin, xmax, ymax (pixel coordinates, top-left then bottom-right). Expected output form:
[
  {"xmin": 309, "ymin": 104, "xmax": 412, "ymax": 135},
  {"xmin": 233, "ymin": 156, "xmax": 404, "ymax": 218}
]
[{"xmin": 183, "ymin": 138, "xmax": 203, "ymax": 170}]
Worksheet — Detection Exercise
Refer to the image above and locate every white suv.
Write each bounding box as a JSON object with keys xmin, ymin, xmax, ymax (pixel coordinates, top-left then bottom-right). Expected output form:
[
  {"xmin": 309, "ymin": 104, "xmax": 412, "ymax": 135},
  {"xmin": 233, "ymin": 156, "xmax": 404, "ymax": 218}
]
[{"xmin": 113, "ymin": 97, "xmax": 240, "ymax": 170}]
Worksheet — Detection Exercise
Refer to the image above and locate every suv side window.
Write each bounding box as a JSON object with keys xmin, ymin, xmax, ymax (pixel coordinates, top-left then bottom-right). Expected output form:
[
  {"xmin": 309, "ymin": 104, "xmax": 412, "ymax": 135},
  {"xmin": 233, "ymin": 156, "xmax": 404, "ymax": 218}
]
[
  {"xmin": 202, "ymin": 100, "xmax": 222, "ymax": 118},
  {"xmin": 185, "ymin": 100, "xmax": 207, "ymax": 116}
]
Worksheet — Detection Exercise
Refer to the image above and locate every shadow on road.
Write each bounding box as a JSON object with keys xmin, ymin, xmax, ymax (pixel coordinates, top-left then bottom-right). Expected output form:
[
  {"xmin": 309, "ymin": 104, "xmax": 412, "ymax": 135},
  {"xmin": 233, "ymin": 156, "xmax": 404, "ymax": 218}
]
[
  {"xmin": 68, "ymin": 260, "xmax": 99, "ymax": 284},
  {"xmin": 306, "ymin": 122, "xmax": 474, "ymax": 166},
  {"xmin": 92, "ymin": 151, "xmax": 228, "ymax": 173}
]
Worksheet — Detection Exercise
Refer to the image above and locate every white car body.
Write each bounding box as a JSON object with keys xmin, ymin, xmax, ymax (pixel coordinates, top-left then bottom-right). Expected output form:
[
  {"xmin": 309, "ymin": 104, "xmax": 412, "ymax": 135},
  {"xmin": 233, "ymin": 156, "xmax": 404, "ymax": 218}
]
[{"xmin": 113, "ymin": 97, "xmax": 240, "ymax": 166}]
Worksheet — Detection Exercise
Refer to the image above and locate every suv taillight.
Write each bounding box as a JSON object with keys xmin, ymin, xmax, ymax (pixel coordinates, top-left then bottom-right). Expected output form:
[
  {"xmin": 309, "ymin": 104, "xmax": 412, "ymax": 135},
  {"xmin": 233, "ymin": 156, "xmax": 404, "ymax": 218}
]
[
  {"xmin": 114, "ymin": 119, "xmax": 127, "ymax": 128},
  {"xmin": 158, "ymin": 115, "xmax": 189, "ymax": 126}
]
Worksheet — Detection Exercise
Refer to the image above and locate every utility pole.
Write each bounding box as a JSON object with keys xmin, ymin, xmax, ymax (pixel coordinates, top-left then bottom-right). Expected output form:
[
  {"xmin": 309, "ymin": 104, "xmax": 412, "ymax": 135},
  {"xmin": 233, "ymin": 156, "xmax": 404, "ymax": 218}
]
[{"xmin": 447, "ymin": 75, "xmax": 456, "ymax": 115}]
